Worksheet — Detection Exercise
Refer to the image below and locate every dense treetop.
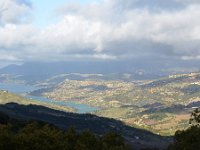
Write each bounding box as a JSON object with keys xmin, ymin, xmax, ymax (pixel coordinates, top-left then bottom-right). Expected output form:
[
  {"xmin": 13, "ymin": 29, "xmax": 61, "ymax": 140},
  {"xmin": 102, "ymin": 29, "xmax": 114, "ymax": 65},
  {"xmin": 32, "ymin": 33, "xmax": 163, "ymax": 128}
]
[{"xmin": 0, "ymin": 111, "xmax": 130, "ymax": 150}]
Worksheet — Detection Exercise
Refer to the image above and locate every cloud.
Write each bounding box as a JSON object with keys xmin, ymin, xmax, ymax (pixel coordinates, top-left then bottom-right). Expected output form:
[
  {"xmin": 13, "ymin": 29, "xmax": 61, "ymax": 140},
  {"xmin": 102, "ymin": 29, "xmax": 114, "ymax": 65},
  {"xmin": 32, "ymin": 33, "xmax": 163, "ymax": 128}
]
[
  {"xmin": 0, "ymin": 0, "xmax": 200, "ymax": 65},
  {"xmin": 0, "ymin": 0, "xmax": 31, "ymax": 25},
  {"xmin": 55, "ymin": 2, "xmax": 200, "ymax": 59}
]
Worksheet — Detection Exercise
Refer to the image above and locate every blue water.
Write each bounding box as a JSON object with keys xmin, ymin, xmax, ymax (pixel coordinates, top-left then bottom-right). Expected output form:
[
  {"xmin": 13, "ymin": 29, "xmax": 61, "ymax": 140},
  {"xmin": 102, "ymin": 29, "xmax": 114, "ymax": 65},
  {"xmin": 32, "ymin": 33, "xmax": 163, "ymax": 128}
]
[
  {"xmin": 0, "ymin": 83, "xmax": 99, "ymax": 113},
  {"xmin": 0, "ymin": 83, "xmax": 39, "ymax": 94},
  {"xmin": 26, "ymin": 95, "xmax": 99, "ymax": 113}
]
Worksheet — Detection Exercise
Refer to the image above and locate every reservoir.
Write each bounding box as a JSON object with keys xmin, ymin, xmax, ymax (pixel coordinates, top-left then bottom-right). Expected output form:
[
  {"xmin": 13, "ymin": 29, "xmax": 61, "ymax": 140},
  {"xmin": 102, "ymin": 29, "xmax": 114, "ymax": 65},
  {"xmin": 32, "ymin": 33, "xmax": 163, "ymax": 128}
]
[{"xmin": 0, "ymin": 83, "xmax": 99, "ymax": 113}]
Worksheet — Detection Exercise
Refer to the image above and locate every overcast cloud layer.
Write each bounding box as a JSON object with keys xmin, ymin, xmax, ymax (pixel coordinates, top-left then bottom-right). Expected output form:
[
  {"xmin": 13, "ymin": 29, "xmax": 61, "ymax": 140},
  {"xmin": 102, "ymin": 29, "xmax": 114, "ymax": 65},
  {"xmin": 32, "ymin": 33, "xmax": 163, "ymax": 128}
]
[{"xmin": 0, "ymin": 0, "xmax": 200, "ymax": 66}]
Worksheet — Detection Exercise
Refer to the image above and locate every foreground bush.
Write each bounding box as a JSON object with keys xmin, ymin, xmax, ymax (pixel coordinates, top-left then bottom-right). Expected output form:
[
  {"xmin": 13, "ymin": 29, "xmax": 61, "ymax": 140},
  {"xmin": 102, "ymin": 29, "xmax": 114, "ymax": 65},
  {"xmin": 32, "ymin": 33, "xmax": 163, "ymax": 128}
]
[
  {"xmin": 168, "ymin": 108, "xmax": 200, "ymax": 150},
  {"xmin": 0, "ymin": 112, "xmax": 130, "ymax": 150}
]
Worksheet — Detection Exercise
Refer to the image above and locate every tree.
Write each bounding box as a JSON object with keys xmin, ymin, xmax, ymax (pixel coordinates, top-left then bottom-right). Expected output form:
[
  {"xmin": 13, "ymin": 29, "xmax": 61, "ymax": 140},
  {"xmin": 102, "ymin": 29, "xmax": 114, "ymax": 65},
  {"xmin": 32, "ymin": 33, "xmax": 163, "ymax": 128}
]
[
  {"xmin": 168, "ymin": 108, "xmax": 200, "ymax": 150},
  {"xmin": 0, "ymin": 124, "xmax": 16, "ymax": 150},
  {"xmin": 75, "ymin": 130, "xmax": 100, "ymax": 150},
  {"xmin": 0, "ymin": 116, "xmax": 130, "ymax": 150},
  {"xmin": 101, "ymin": 132, "xmax": 130, "ymax": 150},
  {"xmin": 65, "ymin": 127, "xmax": 78, "ymax": 150},
  {"xmin": 189, "ymin": 108, "xmax": 200, "ymax": 126}
]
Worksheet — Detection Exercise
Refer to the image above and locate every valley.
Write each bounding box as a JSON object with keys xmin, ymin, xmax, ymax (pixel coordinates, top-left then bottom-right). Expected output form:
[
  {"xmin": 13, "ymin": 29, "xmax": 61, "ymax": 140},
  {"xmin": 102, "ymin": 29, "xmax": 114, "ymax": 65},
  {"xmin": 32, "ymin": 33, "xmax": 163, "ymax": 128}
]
[
  {"xmin": 35, "ymin": 72, "xmax": 200, "ymax": 135},
  {"xmin": 0, "ymin": 83, "xmax": 98, "ymax": 114},
  {"xmin": 1, "ymin": 72, "xmax": 200, "ymax": 136}
]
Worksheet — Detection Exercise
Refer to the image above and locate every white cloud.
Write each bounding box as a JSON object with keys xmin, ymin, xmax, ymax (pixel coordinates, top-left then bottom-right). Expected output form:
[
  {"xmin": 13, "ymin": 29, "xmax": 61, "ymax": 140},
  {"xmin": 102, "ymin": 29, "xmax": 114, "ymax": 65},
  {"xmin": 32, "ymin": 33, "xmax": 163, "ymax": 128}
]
[
  {"xmin": 0, "ymin": 0, "xmax": 31, "ymax": 25},
  {"xmin": 0, "ymin": 0, "xmax": 200, "ymax": 64},
  {"xmin": 0, "ymin": 24, "xmax": 35, "ymax": 50},
  {"xmin": 54, "ymin": 2, "xmax": 200, "ymax": 58}
]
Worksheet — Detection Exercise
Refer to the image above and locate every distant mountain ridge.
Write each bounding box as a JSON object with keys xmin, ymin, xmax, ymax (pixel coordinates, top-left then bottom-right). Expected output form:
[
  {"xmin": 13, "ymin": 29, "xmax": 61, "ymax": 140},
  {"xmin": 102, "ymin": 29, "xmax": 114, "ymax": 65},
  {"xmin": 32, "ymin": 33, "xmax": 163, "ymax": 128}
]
[{"xmin": 0, "ymin": 61, "xmax": 190, "ymax": 84}]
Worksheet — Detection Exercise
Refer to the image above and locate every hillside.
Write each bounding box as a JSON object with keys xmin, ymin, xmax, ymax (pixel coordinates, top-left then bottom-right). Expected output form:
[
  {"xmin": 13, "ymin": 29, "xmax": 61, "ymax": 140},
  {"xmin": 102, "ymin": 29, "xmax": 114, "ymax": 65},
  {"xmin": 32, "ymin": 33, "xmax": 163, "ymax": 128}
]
[
  {"xmin": 38, "ymin": 72, "xmax": 200, "ymax": 135},
  {"xmin": 0, "ymin": 90, "xmax": 74, "ymax": 112},
  {"xmin": 0, "ymin": 102, "xmax": 171, "ymax": 150},
  {"xmin": 0, "ymin": 112, "xmax": 130, "ymax": 150}
]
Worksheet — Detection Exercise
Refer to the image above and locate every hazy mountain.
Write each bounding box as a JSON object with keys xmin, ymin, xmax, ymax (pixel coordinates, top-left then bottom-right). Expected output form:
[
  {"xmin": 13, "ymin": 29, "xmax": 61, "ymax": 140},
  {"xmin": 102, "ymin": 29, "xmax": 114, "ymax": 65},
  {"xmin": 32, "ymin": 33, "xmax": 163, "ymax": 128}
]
[{"xmin": 0, "ymin": 60, "xmax": 199, "ymax": 84}]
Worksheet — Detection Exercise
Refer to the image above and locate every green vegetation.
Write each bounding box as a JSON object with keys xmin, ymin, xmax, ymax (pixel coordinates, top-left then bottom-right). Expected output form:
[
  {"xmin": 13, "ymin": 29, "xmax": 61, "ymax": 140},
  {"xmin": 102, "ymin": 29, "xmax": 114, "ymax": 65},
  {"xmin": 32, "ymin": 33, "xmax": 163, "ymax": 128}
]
[
  {"xmin": 0, "ymin": 102, "xmax": 171, "ymax": 150},
  {"xmin": 168, "ymin": 108, "xmax": 200, "ymax": 150},
  {"xmin": 39, "ymin": 72, "xmax": 200, "ymax": 135},
  {"xmin": 3, "ymin": 72, "xmax": 200, "ymax": 136},
  {"xmin": 0, "ymin": 90, "xmax": 75, "ymax": 112},
  {"xmin": 0, "ymin": 111, "xmax": 130, "ymax": 150}
]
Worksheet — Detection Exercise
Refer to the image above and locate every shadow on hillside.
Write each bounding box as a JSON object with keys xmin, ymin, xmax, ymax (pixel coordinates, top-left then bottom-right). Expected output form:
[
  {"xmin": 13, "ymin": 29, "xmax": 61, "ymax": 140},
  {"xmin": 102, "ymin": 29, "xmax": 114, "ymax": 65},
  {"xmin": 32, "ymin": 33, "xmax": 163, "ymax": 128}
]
[{"xmin": 0, "ymin": 102, "xmax": 172, "ymax": 149}]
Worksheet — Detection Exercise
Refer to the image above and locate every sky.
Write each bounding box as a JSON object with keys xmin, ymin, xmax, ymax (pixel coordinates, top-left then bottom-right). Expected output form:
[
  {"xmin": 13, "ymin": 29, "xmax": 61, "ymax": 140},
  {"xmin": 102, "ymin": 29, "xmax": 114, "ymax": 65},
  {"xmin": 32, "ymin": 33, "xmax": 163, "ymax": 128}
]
[
  {"xmin": 0, "ymin": 0, "xmax": 200, "ymax": 70},
  {"xmin": 33, "ymin": 0, "xmax": 94, "ymax": 27}
]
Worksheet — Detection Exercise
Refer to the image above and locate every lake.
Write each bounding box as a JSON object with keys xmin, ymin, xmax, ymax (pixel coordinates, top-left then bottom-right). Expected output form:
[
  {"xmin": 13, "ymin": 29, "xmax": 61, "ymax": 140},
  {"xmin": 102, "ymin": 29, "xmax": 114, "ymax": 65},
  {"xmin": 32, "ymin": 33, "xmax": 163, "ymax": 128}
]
[{"xmin": 0, "ymin": 83, "xmax": 99, "ymax": 113}]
